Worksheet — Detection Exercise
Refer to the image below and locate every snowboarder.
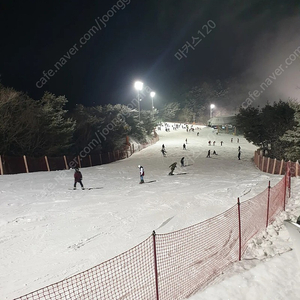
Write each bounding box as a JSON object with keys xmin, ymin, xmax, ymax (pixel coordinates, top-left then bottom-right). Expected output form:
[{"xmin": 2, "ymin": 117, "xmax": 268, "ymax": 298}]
[
  {"xmin": 206, "ymin": 150, "xmax": 211, "ymax": 158},
  {"xmin": 138, "ymin": 165, "xmax": 144, "ymax": 183},
  {"xmin": 180, "ymin": 157, "xmax": 185, "ymax": 167},
  {"xmin": 183, "ymin": 143, "xmax": 186, "ymax": 150},
  {"xmin": 169, "ymin": 162, "xmax": 177, "ymax": 175},
  {"xmin": 238, "ymin": 150, "xmax": 241, "ymax": 160},
  {"xmin": 212, "ymin": 150, "xmax": 218, "ymax": 155},
  {"xmin": 221, "ymin": 141, "xmax": 223, "ymax": 146},
  {"xmin": 74, "ymin": 168, "xmax": 84, "ymax": 190}
]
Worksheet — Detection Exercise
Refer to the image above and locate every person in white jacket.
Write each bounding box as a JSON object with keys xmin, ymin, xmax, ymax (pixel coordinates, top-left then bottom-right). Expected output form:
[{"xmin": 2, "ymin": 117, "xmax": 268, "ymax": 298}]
[{"xmin": 138, "ymin": 165, "xmax": 144, "ymax": 183}]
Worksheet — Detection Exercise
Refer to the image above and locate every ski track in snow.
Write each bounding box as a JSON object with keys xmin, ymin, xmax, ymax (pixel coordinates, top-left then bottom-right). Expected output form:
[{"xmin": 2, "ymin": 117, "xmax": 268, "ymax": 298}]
[{"xmin": 1, "ymin": 125, "xmax": 300, "ymax": 299}]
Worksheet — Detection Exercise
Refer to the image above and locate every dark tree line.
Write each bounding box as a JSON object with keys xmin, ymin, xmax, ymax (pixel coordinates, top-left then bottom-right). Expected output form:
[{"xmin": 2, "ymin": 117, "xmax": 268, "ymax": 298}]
[
  {"xmin": 159, "ymin": 79, "xmax": 242, "ymax": 123},
  {"xmin": 236, "ymin": 100, "xmax": 298, "ymax": 160},
  {"xmin": 0, "ymin": 85, "xmax": 157, "ymax": 157}
]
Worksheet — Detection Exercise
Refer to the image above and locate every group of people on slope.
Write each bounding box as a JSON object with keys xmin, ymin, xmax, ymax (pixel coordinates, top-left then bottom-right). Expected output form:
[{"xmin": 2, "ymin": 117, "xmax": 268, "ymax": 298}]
[{"xmin": 74, "ymin": 141, "xmax": 243, "ymax": 187}]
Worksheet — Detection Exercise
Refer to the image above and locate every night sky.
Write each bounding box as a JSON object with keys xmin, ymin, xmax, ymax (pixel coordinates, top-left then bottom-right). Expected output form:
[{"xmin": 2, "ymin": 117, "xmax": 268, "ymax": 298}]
[{"xmin": 1, "ymin": 0, "xmax": 300, "ymax": 111}]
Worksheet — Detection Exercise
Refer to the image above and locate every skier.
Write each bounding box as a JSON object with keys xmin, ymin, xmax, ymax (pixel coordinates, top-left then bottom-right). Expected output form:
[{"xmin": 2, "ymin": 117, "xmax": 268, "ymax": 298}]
[
  {"xmin": 206, "ymin": 150, "xmax": 211, "ymax": 158},
  {"xmin": 161, "ymin": 149, "xmax": 167, "ymax": 157},
  {"xmin": 183, "ymin": 143, "xmax": 186, "ymax": 150},
  {"xmin": 74, "ymin": 168, "xmax": 84, "ymax": 190},
  {"xmin": 238, "ymin": 150, "xmax": 241, "ymax": 160},
  {"xmin": 231, "ymin": 138, "xmax": 233, "ymax": 143},
  {"xmin": 238, "ymin": 146, "xmax": 241, "ymax": 152},
  {"xmin": 185, "ymin": 138, "xmax": 187, "ymax": 144},
  {"xmin": 221, "ymin": 141, "xmax": 223, "ymax": 146},
  {"xmin": 169, "ymin": 162, "xmax": 177, "ymax": 175},
  {"xmin": 237, "ymin": 138, "xmax": 239, "ymax": 143},
  {"xmin": 208, "ymin": 141, "xmax": 211, "ymax": 146},
  {"xmin": 213, "ymin": 141, "xmax": 215, "ymax": 146},
  {"xmin": 180, "ymin": 157, "xmax": 185, "ymax": 167},
  {"xmin": 212, "ymin": 150, "xmax": 218, "ymax": 155},
  {"xmin": 162, "ymin": 144, "xmax": 165, "ymax": 150},
  {"xmin": 197, "ymin": 132, "xmax": 199, "ymax": 136},
  {"xmin": 138, "ymin": 165, "xmax": 144, "ymax": 183}
]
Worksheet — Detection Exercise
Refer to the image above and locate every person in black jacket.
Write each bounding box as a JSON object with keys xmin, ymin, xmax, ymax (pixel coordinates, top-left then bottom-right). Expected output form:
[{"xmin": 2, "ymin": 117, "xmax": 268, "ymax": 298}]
[
  {"xmin": 180, "ymin": 157, "xmax": 185, "ymax": 167},
  {"xmin": 74, "ymin": 168, "xmax": 84, "ymax": 190}
]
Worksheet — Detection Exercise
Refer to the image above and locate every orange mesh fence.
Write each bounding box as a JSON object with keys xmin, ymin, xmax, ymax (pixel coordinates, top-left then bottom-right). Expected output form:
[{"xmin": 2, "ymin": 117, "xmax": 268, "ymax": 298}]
[
  {"xmin": 155, "ymin": 206, "xmax": 239, "ymax": 299},
  {"xmin": 47, "ymin": 157, "xmax": 65, "ymax": 171},
  {"xmin": 14, "ymin": 236, "xmax": 157, "ymax": 300},
  {"xmin": 240, "ymin": 189, "xmax": 268, "ymax": 255},
  {"xmin": 289, "ymin": 161, "xmax": 296, "ymax": 177},
  {"xmin": 12, "ymin": 173, "xmax": 289, "ymax": 300},
  {"xmin": 26, "ymin": 156, "xmax": 48, "ymax": 172},
  {"xmin": 268, "ymin": 176, "xmax": 286, "ymax": 224},
  {"xmin": 2, "ymin": 155, "xmax": 26, "ymax": 174},
  {"xmin": 262, "ymin": 157, "xmax": 268, "ymax": 172}
]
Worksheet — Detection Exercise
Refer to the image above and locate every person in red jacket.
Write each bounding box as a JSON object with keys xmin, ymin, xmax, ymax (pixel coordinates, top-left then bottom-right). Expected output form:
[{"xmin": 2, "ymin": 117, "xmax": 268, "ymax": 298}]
[{"xmin": 74, "ymin": 168, "xmax": 84, "ymax": 190}]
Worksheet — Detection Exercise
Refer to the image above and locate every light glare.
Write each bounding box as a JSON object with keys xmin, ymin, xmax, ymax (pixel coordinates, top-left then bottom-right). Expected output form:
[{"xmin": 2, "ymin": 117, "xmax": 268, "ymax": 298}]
[{"xmin": 134, "ymin": 81, "xmax": 143, "ymax": 91}]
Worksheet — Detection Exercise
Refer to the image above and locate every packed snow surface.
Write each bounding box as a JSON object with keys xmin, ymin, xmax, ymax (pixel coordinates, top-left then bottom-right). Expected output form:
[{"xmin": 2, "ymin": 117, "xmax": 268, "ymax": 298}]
[{"xmin": 1, "ymin": 125, "xmax": 299, "ymax": 299}]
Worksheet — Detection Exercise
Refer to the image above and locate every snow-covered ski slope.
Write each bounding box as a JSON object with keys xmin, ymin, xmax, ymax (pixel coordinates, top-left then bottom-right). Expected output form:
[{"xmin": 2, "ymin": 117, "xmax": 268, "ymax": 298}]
[{"xmin": 1, "ymin": 125, "xmax": 300, "ymax": 299}]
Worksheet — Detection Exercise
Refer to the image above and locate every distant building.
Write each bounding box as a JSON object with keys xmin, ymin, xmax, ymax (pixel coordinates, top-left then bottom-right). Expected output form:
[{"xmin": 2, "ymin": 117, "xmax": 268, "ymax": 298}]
[{"xmin": 207, "ymin": 116, "xmax": 237, "ymax": 133}]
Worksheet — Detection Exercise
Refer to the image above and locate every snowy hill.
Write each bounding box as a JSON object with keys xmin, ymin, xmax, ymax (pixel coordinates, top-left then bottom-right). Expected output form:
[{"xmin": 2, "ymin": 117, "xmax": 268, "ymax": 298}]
[{"xmin": 1, "ymin": 125, "xmax": 299, "ymax": 299}]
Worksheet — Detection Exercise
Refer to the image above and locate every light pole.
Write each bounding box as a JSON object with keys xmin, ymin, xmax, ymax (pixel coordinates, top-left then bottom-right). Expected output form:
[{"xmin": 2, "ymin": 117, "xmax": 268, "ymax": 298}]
[
  {"xmin": 150, "ymin": 91, "xmax": 155, "ymax": 113},
  {"xmin": 134, "ymin": 81, "xmax": 143, "ymax": 121},
  {"xmin": 210, "ymin": 104, "xmax": 215, "ymax": 118}
]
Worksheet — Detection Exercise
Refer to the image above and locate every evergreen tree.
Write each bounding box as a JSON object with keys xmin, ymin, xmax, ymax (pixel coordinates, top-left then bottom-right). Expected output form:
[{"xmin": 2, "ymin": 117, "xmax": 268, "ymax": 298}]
[
  {"xmin": 280, "ymin": 102, "xmax": 300, "ymax": 161},
  {"xmin": 38, "ymin": 92, "xmax": 75, "ymax": 156},
  {"xmin": 236, "ymin": 101, "xmax": 295, "ymax": 158},
  {"xmin": 161, "ymin": 102, "xmax": 180, "ymax": 121}
]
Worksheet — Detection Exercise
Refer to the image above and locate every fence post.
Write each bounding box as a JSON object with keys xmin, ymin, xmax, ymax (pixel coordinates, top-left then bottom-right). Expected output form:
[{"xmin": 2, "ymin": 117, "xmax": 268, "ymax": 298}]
[
  {"xmin": 23, "ymin": 155, "xmax": 29, "ymax": 173},
  {"xmin": 152, "ymin": 231, "xmax": 159, "ymax": 300},
  {"xmin": 44, "ymin": 156, "xmax": 50, "ymax": 171},
  {"xmin": 266, "ymin": 181, "xmax": 271, "ymax": 228},
  {"xmin": 283, "ymin": 173, "xmax": 287, "ymax": 211},
  {"xmin": 77, "ymin": 156, "xmax": 82, "ymax": 168},
  {"xmin": 272, "ymin": 158, "xmax": 276, "ymax": 174},
  {"xmin": 266, "ymin": 157, "xmax": 270, "ymax": 173},
  {"xmin": 237, "ymin": 198, "xmax": 242, "ymax": 261},
  {"xmin": 63, "ymin": 155, "xmax": 69, "ymax": 169},
  {"xmin": 0, "ymin": 155, "xmax": 3, "ymax": 175},
  {"xmin": 288, "ymin": 161, "xmax": 291, "ymax": 198},
  {"xmin": 279, "ymin": 159, "xmax": 284, "ymax": 175}
]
